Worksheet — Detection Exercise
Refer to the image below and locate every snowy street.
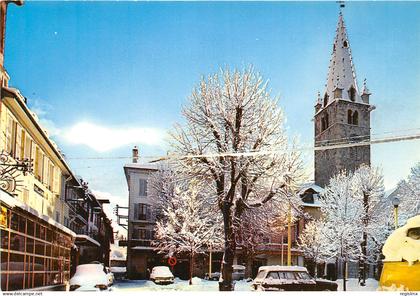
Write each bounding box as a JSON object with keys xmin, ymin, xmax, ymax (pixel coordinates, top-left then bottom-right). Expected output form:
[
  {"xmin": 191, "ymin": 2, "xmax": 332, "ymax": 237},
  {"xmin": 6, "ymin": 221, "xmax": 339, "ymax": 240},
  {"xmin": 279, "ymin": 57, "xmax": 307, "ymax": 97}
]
[{"xmin": 112, "ymin": 278, "xmax": 379, "ymax": 292}]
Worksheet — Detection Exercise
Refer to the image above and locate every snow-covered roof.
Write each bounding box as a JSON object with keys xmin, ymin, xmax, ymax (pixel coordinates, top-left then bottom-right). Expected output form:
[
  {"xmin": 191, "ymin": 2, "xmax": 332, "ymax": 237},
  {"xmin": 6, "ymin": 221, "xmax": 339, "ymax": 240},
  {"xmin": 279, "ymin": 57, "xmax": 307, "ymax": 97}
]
[
  {"xmin": 258, "ymin": 265, "xmax": 308, "ymax": 272},
  {"xmin": 131, "ymin": 246, "xmax": 154, "ymax": 250},
  {"xmin": 0, "ymin": 189, "xmax": 76, "ymax": 237},
  {"xmin": 124, "ymin": 163, "xmax": 158, "ymax": 171},
  {"xmin": 320, "ymin": 12, "xmax": 364, "ymax": 107},
  {"xmin": 75, "ymin": 234, "xmax": 101, "ymax": 247},
  {"xmin": 298, "ymin": 183, "xmax": 324, "ymax": 196}
]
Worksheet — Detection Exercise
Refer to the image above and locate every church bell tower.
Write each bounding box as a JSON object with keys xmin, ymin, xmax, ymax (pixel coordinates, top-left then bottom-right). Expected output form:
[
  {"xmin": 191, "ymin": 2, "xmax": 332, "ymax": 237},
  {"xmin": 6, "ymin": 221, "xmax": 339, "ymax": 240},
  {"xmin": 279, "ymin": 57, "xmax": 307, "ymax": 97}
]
[{"xmin": 314, "ymin": 12, "xmax": 374, "ymax": 188}]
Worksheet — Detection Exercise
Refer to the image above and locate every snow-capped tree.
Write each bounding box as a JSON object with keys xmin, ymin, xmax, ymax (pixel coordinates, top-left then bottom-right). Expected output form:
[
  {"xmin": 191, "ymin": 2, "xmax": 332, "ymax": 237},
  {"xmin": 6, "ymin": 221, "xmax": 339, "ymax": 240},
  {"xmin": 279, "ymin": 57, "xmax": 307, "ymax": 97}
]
[
  {"xmin": 235, "ymin": 197, "xmax": 300, "ymax": 275},
  {"xmin": 396, "ymin": 162, "xmax": 420, "ymax": 223},
  {"xmin": 168, "ymin": 67, "xmax": 304, "ymax": 290},
  {"xmin": 320, "ymin": 171, "xmax": 363, "ymax": 291},
  {"xmin": 297, "ymin": 219, "xmax": 328, "ymax": 278},
  {"xmin": 153, "ymin": 180, "xmax": 223, "ymax": 285},
  {"xmin": 352, "ymin": 165, "xmax": 385, "ymax": 285}
]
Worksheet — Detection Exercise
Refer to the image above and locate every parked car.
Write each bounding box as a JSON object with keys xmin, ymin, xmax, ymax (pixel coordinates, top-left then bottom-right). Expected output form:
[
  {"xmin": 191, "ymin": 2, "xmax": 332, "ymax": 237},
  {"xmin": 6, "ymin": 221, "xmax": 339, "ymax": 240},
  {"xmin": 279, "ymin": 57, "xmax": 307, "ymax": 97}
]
[
  {"xmin": 69, "ymin": 264, "xmax": 110, "ymax": 291},
  {"xmin": 252, "ymin": 265, "xmax": 337, "ymax": 291},
  {"xmin": 232, "ymin": 265, "xmax": 246, "ymax": 280},
  {"xmin": 150, "ymin": 266, "xmax": 175, "ymax": 285},
  {"xmin": 110, "ymin": 258, "xmax": 127, "ymax": 280},
  {"xmin": 205, "ymin": 271, "xmax": 220, "ymax": 281},
  {"xmin": 205, "ymin": 265, "xmax": 246, "ymax": 281},
  {"xmin": 88, "ymin": 261, "xmax": 114, "ymax": 286}
]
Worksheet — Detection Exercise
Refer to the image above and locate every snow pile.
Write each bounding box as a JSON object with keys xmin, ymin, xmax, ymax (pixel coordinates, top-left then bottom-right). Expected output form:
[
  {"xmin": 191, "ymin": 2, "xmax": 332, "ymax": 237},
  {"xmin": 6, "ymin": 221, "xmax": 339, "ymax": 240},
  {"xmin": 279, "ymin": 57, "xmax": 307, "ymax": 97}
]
[{"xmin": 382, "ymin": 215, "xmax": 420, "ymax": 265}]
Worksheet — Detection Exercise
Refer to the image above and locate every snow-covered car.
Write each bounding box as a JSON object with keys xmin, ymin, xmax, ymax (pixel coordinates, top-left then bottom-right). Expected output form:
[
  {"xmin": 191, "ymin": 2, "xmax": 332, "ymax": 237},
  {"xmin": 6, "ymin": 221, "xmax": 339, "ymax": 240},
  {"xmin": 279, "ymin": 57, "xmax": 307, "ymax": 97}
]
[
  {"xmin": 206, "ymin": 265, "xmax": 245, "ymax": 281},
  {"xmin": 232, "ymin": 265, "xmax": 246, "ymax": 280},
  {"xmin": 110, "ymin": 258, "xmax": 127, "ymax": 280},
  {"xmin": 205, "ymin": 271, "xmax": 220, "ymax": 281},
  {"xmin": 379, "ymin": 215, "xmax": 420, "ymax": 291},
  {"xmin": 150, "ymin": 266, "xmax": 175, "ymax": 285},
  {"xmin": 252, "ymin": 265, "xmax": 337, "ymax": 291},
  {"xmin": 69, "ymin": 264, "xmax": 110, "ymax": 291}
]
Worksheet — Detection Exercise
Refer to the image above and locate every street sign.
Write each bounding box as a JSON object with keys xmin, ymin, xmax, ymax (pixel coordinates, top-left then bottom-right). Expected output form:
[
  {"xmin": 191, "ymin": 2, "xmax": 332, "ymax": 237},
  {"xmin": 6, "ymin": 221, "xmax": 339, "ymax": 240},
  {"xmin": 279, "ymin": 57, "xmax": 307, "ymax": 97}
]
[{"xmin": 168, "ymin": 256, "xmax": 177, "ymax": 267}]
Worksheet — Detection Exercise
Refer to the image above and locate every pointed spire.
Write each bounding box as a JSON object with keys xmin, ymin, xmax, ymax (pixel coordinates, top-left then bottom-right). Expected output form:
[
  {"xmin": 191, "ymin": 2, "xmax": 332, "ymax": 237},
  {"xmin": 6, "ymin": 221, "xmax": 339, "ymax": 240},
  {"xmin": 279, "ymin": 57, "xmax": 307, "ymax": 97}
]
[
  {"xmin": 361, "ymin": 78, "xmax": 371, "ymax": 104},
  {"xmin": 315, "ymin": 91, "xmax": 322, "ymax": 113},
  {"xmin": 324, "ymin": 11, "xmax": 361, "ymax": 103},
  {"xmin": 362, "ymin": 78, "xmax": 371, "ymax": 95}
]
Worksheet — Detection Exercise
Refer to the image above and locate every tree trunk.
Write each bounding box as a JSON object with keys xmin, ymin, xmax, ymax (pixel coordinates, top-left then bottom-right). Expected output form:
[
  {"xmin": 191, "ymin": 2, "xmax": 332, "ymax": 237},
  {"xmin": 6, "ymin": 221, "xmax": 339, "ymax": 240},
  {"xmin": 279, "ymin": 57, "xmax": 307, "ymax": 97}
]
[
  {"xmin": 314, "ymin": 262, "xmax": 318, "ymax": 279},
  {"xmin": 342, "ymin": 259, "xmax": 347, "ymax": 291},
  {"xmin": 189, "ymin": 253, "xmax": 194, "ymax": 285},
  {"xmin": 359, "ymin": 192, "xmax": 369, "ymax": 286},
  {"xmin": 219, "ymin": 203, "xmax": 235, "ymax": 291}
]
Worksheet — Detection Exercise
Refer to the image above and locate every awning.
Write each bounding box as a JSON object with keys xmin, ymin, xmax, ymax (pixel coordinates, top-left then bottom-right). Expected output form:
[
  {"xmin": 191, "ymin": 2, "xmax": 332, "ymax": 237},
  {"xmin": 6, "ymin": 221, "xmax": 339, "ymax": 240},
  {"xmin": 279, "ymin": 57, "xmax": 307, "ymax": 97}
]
[{"xmin": 75, "ymin": 234, "xmax": 101, "ymax": 247}]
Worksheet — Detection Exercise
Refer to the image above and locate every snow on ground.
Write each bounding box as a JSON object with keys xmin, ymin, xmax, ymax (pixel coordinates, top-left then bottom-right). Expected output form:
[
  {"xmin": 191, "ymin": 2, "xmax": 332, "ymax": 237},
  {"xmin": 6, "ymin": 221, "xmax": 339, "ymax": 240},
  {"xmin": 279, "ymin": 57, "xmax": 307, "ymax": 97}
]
[
  {"xmin": 113, "ymin": 277, "xmax": 253, "ymax": 292},
  {"xmin": 336, "ymin": 278, "xmax": 379, "ymax": 291},
  {"xmin": 114, "ymin": 277, "xmax": 379, "ymax": 292}
]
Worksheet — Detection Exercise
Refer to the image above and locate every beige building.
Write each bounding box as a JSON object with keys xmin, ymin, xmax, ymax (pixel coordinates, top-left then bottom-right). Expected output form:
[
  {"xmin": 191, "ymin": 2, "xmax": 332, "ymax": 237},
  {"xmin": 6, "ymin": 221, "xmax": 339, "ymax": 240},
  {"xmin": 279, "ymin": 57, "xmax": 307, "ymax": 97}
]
[
  {"xmin": 123, "ymin": 159, "xmax": 159, "ymax": 279},
  {"xmin": 1, "ymin": 87, "xmax": 72, "ymax": 226}
]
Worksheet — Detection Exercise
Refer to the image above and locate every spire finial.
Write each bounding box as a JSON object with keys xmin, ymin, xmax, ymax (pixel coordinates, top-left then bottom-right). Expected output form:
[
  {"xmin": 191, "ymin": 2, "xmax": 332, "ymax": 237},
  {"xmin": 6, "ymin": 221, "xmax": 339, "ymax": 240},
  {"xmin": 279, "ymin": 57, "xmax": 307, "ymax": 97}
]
[{"xmin": 362, "ymin": 78, "xmax": 371, "ymax": 95}]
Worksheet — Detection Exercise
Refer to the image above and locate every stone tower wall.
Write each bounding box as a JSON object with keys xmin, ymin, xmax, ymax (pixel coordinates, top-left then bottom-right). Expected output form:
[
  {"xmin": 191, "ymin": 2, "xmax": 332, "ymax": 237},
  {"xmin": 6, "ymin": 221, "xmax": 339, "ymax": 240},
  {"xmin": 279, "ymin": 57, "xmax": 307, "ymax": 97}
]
[{"xmin": 314, "ymin": 100, "xmax": 371, "ymax": 187}]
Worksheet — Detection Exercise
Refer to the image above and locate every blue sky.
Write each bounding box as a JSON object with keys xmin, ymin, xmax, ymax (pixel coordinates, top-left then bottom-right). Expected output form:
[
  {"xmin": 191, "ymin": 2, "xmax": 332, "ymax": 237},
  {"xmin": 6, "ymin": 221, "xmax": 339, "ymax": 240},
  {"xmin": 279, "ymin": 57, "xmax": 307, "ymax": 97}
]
[{"xmin": 5, "ymin": 1, "xmax": 420, "ymax": 224}]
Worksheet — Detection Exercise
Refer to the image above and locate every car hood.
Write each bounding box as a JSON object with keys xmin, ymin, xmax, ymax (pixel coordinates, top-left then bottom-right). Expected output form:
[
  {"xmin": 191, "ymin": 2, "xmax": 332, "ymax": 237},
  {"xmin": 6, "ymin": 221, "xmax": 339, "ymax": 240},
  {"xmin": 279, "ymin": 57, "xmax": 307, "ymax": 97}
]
[{"xmin": 70, "ymin": 274, "xmax": 108, "ymax": 287}]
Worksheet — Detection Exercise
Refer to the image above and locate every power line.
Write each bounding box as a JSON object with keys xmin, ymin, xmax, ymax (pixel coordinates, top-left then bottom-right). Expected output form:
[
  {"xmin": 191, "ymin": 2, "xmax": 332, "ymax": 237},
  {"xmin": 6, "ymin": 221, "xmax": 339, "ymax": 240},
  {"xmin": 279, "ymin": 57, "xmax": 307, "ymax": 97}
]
[{"xmin": 65, "ymin": 132, "xmax": 420, "ymax": 162}]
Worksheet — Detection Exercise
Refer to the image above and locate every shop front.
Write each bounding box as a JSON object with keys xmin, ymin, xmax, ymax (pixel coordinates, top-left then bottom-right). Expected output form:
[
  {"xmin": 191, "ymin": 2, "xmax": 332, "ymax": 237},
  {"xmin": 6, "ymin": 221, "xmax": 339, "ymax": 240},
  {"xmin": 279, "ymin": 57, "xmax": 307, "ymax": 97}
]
[{"xmin": 0, "ymin": 190, "xmax": 75, "ymax": 291}]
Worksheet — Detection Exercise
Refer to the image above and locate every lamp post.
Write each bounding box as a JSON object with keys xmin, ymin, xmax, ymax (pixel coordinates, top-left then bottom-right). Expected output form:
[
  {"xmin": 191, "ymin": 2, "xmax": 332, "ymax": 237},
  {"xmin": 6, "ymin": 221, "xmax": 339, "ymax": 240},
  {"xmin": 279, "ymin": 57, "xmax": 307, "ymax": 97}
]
[
  {"xmin": 392, "ymin": 197, "xmax": 400, "ymax": 229},
  {"xmin": 287, "ymin": 203, "xmax": 292, "ymax": 266}
]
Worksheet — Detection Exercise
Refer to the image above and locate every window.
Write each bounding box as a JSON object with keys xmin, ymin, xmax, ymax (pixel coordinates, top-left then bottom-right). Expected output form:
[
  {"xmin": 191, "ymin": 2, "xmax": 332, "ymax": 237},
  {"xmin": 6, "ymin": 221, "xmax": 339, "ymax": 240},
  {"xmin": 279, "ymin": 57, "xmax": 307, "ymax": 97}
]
[
  {"xmin": 20, "ymin": 129, "xmax": 25, "ymax": 160},
  {"xmin": 347, "ymin": 110, "xmax": 353, "ymax": 124},
  {"xmin": 35, "ymin": 147, "xmax": 43, "ymax": 181},
  {"xmin": 348, "ymin": 86, "xmax": 356, "ymax": 102},
  {"xmin": 48, "ymin": 163, "xmax": 54, "ymax": 190},
  {"xmin": 133, "ymin": 203, "xmax": 151, "ymax": 221},
  {"xmin": 325, "ymin": 113, "xmax": 329, "ymax": 129},
  {"xmin": 323, "ymin": 93, "xmax": 329, "ymax": 107},
  {"xmin": 139, "ymin": 179, "xmax": 147, "ymax": 196},
  {"xmin": 343, "ymin": 40, "xmax": 348, "ymax": 48},
  {"xmin": 321, "ymin": 118, "xmax": 325, "ymax": 131},
  {"xmin": 24, "ymin": 135, "xmax": 32, "ymax": 160},
  {"xmin": 267, "ymin": 271, "xmax": 279, "ymax": 279},
  {"xmin": 352, "ymin": 111, "xmax": 359, "ymax": 125},
  {"xmin": 132, "ymin": 228, "xmax": 153, "ymax": 240}
]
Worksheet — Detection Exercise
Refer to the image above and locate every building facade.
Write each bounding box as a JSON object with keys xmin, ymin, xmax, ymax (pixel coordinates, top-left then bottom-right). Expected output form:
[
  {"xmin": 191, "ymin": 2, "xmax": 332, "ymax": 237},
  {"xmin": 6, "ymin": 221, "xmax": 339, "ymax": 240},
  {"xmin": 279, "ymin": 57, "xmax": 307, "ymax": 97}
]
[
  {"xmin": 314, "ymin": 12, "xmax": 373, "ymax": 188},
  {"xmin": 124, "ymin": 158, "xmax": 160, "ymax": 279}
]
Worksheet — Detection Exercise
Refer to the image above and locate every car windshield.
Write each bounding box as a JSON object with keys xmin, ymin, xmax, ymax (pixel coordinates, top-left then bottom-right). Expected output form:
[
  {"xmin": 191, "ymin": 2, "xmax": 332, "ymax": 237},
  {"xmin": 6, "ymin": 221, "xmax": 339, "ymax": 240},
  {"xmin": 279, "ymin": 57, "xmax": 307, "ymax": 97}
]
[{"xmin": 255, "ymin": 270, "xmax": 266, "ymax": 280}]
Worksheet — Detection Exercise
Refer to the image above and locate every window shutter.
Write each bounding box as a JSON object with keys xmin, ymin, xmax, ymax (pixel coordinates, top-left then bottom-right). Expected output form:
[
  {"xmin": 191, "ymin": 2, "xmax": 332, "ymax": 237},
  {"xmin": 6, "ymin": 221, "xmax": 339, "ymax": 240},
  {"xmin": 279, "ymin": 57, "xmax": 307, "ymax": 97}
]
[{"xmin": 133, "ymin": 204, "xmax": 138, "ymax": 220}]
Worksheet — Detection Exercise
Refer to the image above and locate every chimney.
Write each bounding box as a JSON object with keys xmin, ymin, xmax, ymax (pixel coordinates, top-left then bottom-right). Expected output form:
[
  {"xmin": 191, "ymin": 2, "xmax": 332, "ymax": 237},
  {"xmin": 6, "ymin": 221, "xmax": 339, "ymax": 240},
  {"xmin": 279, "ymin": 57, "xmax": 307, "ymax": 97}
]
[{"xmin": 132, "ymin": 146, "xmax": 139, "ymax": 163}]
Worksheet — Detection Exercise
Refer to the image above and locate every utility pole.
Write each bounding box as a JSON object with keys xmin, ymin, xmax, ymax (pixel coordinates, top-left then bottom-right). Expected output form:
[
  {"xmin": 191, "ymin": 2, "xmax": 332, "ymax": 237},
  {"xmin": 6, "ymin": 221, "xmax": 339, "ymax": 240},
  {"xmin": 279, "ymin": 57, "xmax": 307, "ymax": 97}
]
[{"xmin": 287, "ymin": 203, "xmax": 292, "ymax": 266}]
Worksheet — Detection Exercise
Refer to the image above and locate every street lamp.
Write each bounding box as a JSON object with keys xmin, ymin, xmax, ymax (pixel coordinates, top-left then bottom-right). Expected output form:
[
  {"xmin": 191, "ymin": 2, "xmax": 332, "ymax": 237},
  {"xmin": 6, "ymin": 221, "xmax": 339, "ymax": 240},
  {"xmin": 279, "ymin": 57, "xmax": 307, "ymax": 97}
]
[{"xmin": 392, "ymin": 197, "xmax": 400, "ymax": 229}]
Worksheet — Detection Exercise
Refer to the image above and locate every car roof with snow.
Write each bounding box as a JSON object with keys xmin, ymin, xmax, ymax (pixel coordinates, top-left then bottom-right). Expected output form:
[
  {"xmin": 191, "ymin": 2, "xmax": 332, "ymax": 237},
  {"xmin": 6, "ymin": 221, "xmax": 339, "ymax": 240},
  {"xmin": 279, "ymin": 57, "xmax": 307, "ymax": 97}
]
[
  {"xmin": 232, "ymin": 265, "xmax": 246, "ymax": 270},
  {"xmin": 258, "ymin": 265, "xmax": 308, "ymax": 273}
]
